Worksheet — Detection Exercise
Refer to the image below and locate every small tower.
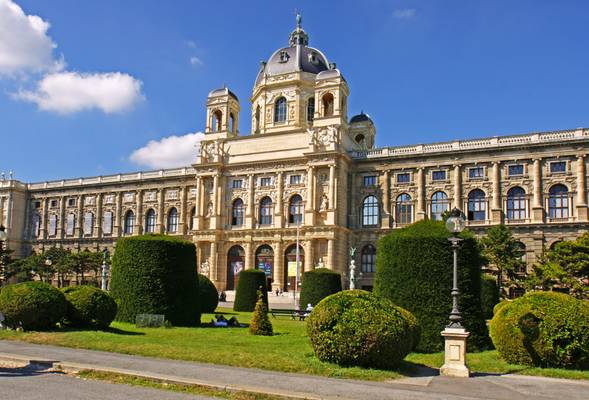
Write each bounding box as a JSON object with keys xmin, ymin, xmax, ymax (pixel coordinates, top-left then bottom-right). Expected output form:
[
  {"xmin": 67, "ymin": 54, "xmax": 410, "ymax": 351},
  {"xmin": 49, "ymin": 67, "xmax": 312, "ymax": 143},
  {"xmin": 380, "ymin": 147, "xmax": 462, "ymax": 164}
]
[
  {"xmin": 348, "ymin": 112, "xmax": 376, "ymax": 150},
  {"xmin": 205, "ymin": 87, "xmax": 240, "ymax": 140},
  {"xmin": 312, "ymin": 68, "xmax": 349, "ymax": 129}
]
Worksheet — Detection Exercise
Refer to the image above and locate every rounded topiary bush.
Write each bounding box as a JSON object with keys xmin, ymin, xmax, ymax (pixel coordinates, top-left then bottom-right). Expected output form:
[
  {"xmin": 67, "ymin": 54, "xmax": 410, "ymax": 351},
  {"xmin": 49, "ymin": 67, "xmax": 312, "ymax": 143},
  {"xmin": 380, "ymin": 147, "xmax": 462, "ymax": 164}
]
[
  {"xmin": 233, "ymin": 269, "xmax": 268, "ymax": 312},
  {"xmin": 0, "ymin": 281, "xmax": 67, "ymax": 330},
  {"xmin": 481, "ymin": 274, "xmax": 500, "ymax": 320},
  {"xmin": 493, "ymin": 300, "xmax": 509, "ymax": 316},
  {"xmin": 489, "ymin": 291, "xmax": 589, "ymax": 369},
  {"xmin": 110, "ymin": 235, "xmax": 200, "ymax": 326},
  {"xmin": 198, "ymin": 274, "xmax": 219, "ymax": 313},
  {"xmin": 61, "ymin": 285, "xmax": 117, "ymax": 328},
  {"xmin": 374, "ymin": 220, "xmax": 489, "ymax": 352},
  {"xmin": 300, "ymin": 268, "xmax": 342, "ymax": 309},
  {"xmin": 307, "ymin": 290, "xmax": 415, "ymax": 369}
]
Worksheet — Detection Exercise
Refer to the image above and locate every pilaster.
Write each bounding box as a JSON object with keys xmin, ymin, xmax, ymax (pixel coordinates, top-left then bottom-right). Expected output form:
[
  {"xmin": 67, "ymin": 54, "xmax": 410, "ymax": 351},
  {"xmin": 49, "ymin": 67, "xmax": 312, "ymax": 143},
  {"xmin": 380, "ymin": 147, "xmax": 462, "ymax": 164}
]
[
  {"xmin": 276, "ymin": 172, "xmax": 284, "ymax": 228},
  {"xmin": 273, "ymin": 240, "xmax": 284, "ymax": 291},
  {"xmin": 416, "ymin": 168, "xmax": 426, "ymax": 221},
  {"xmin": 491, "ymin": 162, "xmax": 503, "ymax": 223},
  {"xmin": 532, "ymin": 158, "xmax": 544, "ymax": 223},
  {"xmin": 96, "ymin": 193, "xmax": 103, "ymax": 237},
  {"xmin": 381, "ymin": 170, "xmax": 390, "ymax": 227},
  {"xmin": 306, "ymin": 166, "xmax": 316, "ymax": 226},
  {"xmin": 454, "ymin": 165, "xmax": 462, "ymax": 209},
  {"xmin": 136, "ymin": 190, "xmax": 143, "ymax": 235},
  {"xmin": 576, "ymin": 155, "xmax": 588, "ymax": 221}
]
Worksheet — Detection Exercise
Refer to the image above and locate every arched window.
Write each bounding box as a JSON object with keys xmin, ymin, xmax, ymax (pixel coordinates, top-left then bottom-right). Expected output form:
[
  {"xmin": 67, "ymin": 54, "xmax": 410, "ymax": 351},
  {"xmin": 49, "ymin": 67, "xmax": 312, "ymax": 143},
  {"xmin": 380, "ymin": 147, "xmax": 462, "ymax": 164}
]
[
  {"xmin": 230, "ymin": 113, "xmax": 236, "ymax": 134},
  {"xmin": 288, "ymin": 195, "xmax": 304, "ymax": 224},
  {"xmin": 274, "ymin": 97, "xmax": 287, "ymax": 122},
  {"xmin": 190, "ymin": 207, "xmax": 196, "ymax": 230},
  {"xmin": 307, "ymin": 97, "xmax": 315, "ymax": 122},
  {"xmin": 506, "ymin": 187, "xmax": 526, "ymax": 221},
  {"xmin": 431, "ymin": 191, "xmax": 449, "ymax": 221},
  {"xmin": 254, "ymin": 106, "xmax": 261, "ymax": 133},
  {"xmin": 322, "ymin": 93, "xmax": 334, "ymax": 116},
  {"xmin": 362, "ymin": 195, "xmax": 379, "ymax": 227},
  {"xmin": 361, "ymin": 244, "xmax": 376, "ymax": 273},
  {"xmin": 145, "ymin": 209, "xmax": 156, "ymax": 233},
  {"xmin": 259, "ymin": 197, "xmax": 273, "ymax": 225},
  {"xmin": 467, "ymin": 189, "xmax": 486, "ymax": 221},
  {"xmin": 548, "ymin": 184, "xmax": 569, "ymax": 219},
  {"xmin": 395, "ymin": 193, "xmax": 412, "ymax": 225},
  {"xmin": 212, "ymin": 110, "xmax": 222, "ymax": 132},
  {"xmin": 167, "ymin": 207, "xmax": 178, "ymax": 233},
  {"xmin": 232, "ymin": 198, "xmax": 245, "ymax": 226},
  {"xmin": 124, "ymin": 210, "xmax": 135, "ymax": 235}
]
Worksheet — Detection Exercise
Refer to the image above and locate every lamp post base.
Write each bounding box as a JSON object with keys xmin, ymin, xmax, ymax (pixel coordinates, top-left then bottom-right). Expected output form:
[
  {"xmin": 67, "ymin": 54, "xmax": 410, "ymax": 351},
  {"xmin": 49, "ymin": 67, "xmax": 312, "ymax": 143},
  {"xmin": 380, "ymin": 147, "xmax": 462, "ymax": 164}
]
[{"xmin": 440, "ymin": 327, "xmax": 470, "ymax": 378}]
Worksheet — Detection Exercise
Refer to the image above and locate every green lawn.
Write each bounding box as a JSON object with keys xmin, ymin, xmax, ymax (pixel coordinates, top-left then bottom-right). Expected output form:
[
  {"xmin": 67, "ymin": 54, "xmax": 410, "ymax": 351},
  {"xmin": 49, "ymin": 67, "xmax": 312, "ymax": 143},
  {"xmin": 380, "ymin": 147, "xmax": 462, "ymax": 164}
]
[{"xmin": 0, "ymin": 308, "xmax": 587, "ymax": 381}]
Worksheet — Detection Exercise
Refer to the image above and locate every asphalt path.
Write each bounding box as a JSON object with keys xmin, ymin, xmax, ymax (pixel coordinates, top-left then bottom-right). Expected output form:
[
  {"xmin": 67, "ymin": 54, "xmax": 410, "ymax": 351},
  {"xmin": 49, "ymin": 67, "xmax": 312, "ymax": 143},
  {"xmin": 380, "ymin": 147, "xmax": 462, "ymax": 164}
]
[{"xmin": 0, "ymin": 367, "xmax": 215, "ymax": 400}]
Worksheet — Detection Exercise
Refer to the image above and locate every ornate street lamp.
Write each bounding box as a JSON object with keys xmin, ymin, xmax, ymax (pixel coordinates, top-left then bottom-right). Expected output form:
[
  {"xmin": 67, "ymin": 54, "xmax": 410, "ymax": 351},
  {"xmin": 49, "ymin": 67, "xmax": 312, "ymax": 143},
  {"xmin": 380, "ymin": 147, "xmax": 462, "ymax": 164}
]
[
  {"xmin": 440, "ymin": 207, "xmax": 470, "ymax": 378},
  {"xmin": 101, "ymin": 248, "xmax": 110, "ymax": 291},
  {"xmin": 0, "ymin": 225, "xmax": 7, "ymax": 286}
]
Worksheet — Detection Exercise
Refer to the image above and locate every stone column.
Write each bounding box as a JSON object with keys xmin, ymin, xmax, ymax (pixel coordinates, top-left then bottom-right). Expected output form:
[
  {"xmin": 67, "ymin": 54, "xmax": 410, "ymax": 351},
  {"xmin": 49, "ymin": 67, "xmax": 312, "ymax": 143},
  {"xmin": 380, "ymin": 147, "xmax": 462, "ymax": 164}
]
[
  {"xmin": 248, "ymin": 174, "xmax": 255, "ymax": 228},
  {"xmin": 115, "ymin": 192, "xmax": 122, "ymax": 236},
  {"xmin": 75, "ymin": 195, "xmax": 83, "ymax": 238},
  {"xmin": 532, "ymin": 159, "xmax": 544, "ymax": 223},
  {"xmin": 329, "ymin": 164, "xmax": 336, "ymax": 208},
  {"xmin": 0, "ymin": 196, "xmax": 4, "ymax": 228},
  {"xmin": 211, "ymin": 174, "xmax": 219, "ymax": 229},
  {"xmin": 454, "ymin": 165, "xmax": 462, "ymax": 210},
  {"xmin": 273, "ymin": 241, "xmax": 284, "ymax": 290},
  {"xmin": 491, "ymin": 162, "xmax": 503, "ymax": 223},
  {"xmin": 381, "ymin": 170, "xmax": 390, "ymax": 227},
  {"xmin": 416, "ymin": 168, "xmax": 426, "ymax": 221},
  {"xmin": 157, "ymin": 189, "xmax": 165, "ymax": 233},
  {"xmin": 304, "ymin": 239, "xmax": 314, "ymax": 272},
  {"xmin": 349, "ymin": 172, "xmax": 357, "ymax": 226},
  {"xmin": 59, "ymin": 196, "xmax": 66, "ymax": 239},
  {"xmin": 136, "ymin": 190, "xmax": 144, "ymax": 235},
  {"xmin": 179, "ymin": 187, "xmax": 187, "ymax": 234},
  {"xmin": 327, "ymin": 238, "xmax": 335, "ymax": 271},
  {"xmin": 577, "ymin": 155, "xmax": 588, "ymax": 221},
  {"xmin": 196, "ymin": 176, "xmax": 205, "ymax": 230},
  {"xmin": 210, "ymin": 241, "xmax": 218, "ymax": 283},
  {"xmin": 276, "ymin": 172, "xmax": 284, "ymax": 228},
  {"xmin": 245, "ymin": 241, "xmax": 255, "ymax": 270},
  {"xmin": 40, "ymin": 198, "xmax": 48, "ymax": 240},
  {"xmin": 96, "ymin": 193, "xmax": 103, "ymax": 238},
  {"xmin": 306, "ymin": 166, "xmax": 315, "ymax": 226}
]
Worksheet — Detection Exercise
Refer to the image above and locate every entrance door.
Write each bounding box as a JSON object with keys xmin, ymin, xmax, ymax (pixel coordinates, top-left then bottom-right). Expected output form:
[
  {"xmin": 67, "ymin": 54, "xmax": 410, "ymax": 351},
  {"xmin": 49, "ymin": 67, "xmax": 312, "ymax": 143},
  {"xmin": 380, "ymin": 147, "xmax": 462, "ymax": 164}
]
[
  {"xmin": 284, "ymin": 244, "xmax": 304, "ymax": 292},
  {"xmin": 255, "ymin": 245, "xmax": 274, "ymax": 290},
  {"xmin": 226, "ymin": 245, "xmax": 245, "ymax": 290}
]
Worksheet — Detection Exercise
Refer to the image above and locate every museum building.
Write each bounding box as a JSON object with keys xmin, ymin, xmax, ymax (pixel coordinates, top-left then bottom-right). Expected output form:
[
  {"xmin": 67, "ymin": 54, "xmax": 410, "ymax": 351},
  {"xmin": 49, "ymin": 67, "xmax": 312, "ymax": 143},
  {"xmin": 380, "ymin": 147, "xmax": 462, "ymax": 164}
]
[{"xmin": 1, "ymin": 17, "xmax": 588, "ymax": 291}]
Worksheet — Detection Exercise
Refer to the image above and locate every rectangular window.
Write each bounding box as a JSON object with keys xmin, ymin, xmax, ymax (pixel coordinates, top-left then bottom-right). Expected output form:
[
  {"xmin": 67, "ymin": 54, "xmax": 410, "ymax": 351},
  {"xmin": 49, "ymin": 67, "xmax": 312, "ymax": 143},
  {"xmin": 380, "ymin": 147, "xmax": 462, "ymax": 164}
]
[
  {"xmin": 468, "ymin": 167, "xmax": 484, "ymax": 179},
  {"xmin": 550, "ymin": 161, "xmax": 566, "ymax": 173},
  {"xmin": 260, "ymin": 177, "xmax": 272, "ymax": 187},
  {"xmin": 83, "ymin": 212, "xmax": 94, "ymax": 235},
  {"xmin": 508, "ymin": 164, "xmax": 524, "ymax": 176},
  {"xmin": 50, "ymin": 199, "xmax": 58, "ymax": 208},
  {"xmin": 289, "ymin": 175, "xmax": 301, "ymax": 185},
  {"xmin": 363, "ymin": 175, "xmax": 377, "ymax": 186},
  {"xmin": 396, "ymin": 173, "xmax": 410, "ymax": 184},
  {"xmin": 232, "ymin": 179, "xmax": 242, "ymax": 189},
  {"xmin": 66, "ymin": 213, "xmax": 75, "ymax": 235},
  {"xmin": 432, "ymin": 170, "xmax": 447, "ymax": 181},
  {"xmin": 33, "ymin": 201, "xmax": 41, "ymax": 209},
  {"xmin": 67, "ymin": 198, "xmax": 76, "ymax": 207},
  {"xmin": 102, "ymin": 211, "xmax": 113, "ymax": 235},
  {"xmin": 48, "ymin": 214, "xmax": 57, "ymax": 236}
]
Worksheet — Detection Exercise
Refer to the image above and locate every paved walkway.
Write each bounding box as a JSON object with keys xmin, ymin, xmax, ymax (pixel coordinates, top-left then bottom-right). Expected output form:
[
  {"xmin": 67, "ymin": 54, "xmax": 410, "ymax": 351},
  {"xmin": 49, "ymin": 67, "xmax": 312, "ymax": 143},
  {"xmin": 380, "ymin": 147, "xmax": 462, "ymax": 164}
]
[{"xmin": 0, "ymin": 340, "xmax": 587, "ymax": 400}]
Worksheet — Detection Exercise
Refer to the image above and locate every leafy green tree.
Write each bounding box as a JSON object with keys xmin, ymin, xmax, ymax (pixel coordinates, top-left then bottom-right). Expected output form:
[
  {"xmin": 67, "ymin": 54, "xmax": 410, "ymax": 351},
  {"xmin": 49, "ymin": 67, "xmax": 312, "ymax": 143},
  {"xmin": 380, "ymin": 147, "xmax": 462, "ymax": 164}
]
[
  {"xmin": 480, "ymin": 224, "xmax": 525, "ymax": 298},
  {"xmin": 68, "ymin": 250, "xmax": 102, "ymax": 285},
  {"xmin": 0, "ymin": 244, "xmax": 15, "ymax": 284},
  {"xmin": 249, "ymin": 288, "xmax": 273, "ymax": 336},
  {"xmin": 44, "ymin": 247, "xmax": 71, "ymax": 286},
  {"xmin": 527, "ymin": 233, "xmax": 589, "ymax": 299}
]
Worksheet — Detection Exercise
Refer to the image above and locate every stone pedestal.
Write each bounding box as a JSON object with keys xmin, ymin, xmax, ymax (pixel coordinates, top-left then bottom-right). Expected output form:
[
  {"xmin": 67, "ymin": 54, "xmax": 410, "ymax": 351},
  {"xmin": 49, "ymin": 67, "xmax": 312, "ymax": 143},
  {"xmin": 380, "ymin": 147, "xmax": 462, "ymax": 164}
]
[
  {"xmin": 532, "ymin": 206, "xmax": 545, "ymax": 223},
  {"xmin": 440, "ymin": 327, "xmax": 470, "ymax": 378},
  {"xmin": 576, "ymin": 205, "xmax": 588, "ymax": 222}
]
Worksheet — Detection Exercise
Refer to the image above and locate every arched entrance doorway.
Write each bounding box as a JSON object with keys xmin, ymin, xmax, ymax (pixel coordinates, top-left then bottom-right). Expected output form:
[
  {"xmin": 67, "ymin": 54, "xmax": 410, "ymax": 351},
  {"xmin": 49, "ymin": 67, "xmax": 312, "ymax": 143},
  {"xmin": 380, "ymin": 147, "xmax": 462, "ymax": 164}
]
[
  {"xmin": 284, "ymin": 244, "xmax": 304, "ymax": 292},
  {"xmin": 226, "ymin": 245, "xmax": 245, "ymax": 290},
  {"xmin": 255, "ymin": 245, "xmax": 274, "ymax": 290}
]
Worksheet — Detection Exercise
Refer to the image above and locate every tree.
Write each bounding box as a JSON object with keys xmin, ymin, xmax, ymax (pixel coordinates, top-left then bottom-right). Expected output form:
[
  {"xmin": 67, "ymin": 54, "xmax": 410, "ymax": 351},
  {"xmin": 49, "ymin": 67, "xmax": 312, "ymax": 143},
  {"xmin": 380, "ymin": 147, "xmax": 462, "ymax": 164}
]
[
  {"xmin": 0, "ymin": 244, "xmax": 14, "ymax": 284},
  {"xmin": 526, "ymin": 233, "xmax": 589, "ymax": 299},
  {"xmin": 480, "ymin": 225, "xmax": 525, "ymax": 298},
  {"xmin": 249, "ymin": 288, "xmax": 273, "ymax": 336},
  {"xmin": 44, "ymin": 247, "xmax": 71, "ymax": 286},
  {"xmin": 68, "ymin": 250, "xmax": 102, "ymax": 285}
]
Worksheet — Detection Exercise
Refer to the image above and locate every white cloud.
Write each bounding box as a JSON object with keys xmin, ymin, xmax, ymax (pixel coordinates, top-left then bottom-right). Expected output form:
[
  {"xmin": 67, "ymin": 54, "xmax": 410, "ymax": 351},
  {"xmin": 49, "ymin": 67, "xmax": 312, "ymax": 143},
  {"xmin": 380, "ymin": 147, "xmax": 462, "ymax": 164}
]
[
  {"xmin": 129, "ymin": 132, "xmax": 205, "ymax": 169},
  {"xmin": 14, "ymin": 71, "xmax": 143, "ymax": 114},
  {"xmin": 0, "ymin": 0, "xmax": 62, "ymax": 75},
  {"xmin": 393, "ymin": 8, "xmax": 416, "ymax": 19},
  {"xmin": 190, "ymin": 56, "xmax": 203, "ymax": 66}
]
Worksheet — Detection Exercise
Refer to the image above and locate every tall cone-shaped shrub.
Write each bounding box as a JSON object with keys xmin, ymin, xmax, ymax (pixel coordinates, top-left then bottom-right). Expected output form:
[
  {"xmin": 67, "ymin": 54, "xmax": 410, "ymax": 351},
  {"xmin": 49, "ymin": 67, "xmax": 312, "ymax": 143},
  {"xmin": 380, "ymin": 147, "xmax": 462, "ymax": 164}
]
[{"xmin": 249, "ymin": 288, "xmax": 273, "ymax": 336}]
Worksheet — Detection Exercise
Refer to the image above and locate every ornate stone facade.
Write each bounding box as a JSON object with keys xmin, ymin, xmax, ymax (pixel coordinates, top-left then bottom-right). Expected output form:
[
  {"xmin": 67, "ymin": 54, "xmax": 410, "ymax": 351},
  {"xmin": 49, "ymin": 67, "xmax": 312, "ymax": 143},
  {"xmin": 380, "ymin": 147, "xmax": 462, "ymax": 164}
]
[{"xmin": 1, "ymin": 18, "xmax": 588, "ymax": 290}]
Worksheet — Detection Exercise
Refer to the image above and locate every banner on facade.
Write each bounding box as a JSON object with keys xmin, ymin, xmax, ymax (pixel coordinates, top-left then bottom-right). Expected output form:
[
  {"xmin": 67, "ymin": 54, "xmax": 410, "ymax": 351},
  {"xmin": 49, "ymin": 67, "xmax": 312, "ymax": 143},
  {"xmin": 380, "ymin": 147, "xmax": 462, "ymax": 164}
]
[{"xmin": 288, "ymin": 261, "xmax": 299, "ymax": 277}]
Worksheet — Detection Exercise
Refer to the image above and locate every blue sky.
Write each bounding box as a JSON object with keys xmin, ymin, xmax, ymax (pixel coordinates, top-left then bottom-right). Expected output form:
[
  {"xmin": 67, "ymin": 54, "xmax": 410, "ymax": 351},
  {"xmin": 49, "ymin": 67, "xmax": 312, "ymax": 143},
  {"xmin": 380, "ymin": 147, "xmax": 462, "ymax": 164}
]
[{"xmin": 1, "ymin": 0, "xmax": 588, "ymax": 182}]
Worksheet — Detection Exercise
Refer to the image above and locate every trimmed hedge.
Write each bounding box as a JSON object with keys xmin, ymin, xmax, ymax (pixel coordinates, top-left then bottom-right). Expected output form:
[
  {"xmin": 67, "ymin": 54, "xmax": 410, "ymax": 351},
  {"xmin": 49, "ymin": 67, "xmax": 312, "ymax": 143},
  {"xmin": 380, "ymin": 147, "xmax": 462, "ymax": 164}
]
[
  {"xmin": 300, "ymin": 268, "xmax": 342, "ymax": 308},
  {"xmin": 493, "ymin": 300, "xmax": 510, "ymax": 316},
  {"xmin": 489, "ymin": 291, "xmax": 589, "ymax": 369},
  {"xmin": 481, "ymin": 274, "xmax": 500, "ymax": 320},
  {"xmin": 250, "ymin": 292, "xmax": 273, "ymax": 336},
  {"xmin": 61, "ymin": 285, "xmax": 117, "ymax": 328},
  {"xmin": 307, "ymin": 290, "xmax": 416, "ymax": 368},
  {"xmin": 110, "ymin": 235, "xmax": 200, "ymax": 326},
  {"xmin": 374, "ymin": 220, "xmax": 489, "ymax": 352},
  {"xmin": 198, "ymin": 274, "xmax": 219, "ymax": 313},
  {"xmin": 234, "ymin": 269, "xmax": 268, "ymax": 312},
  {"xmin": 0, "ymin": 281, "xmax": 67, "ymax": 330}
]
